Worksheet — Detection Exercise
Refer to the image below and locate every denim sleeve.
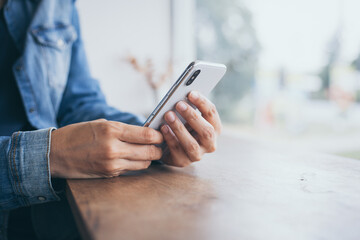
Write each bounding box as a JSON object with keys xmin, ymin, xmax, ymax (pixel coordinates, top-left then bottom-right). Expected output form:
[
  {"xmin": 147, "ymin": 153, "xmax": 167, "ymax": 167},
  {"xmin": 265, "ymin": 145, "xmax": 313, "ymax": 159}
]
[
  {"xmin": 57, "ymin": 5, "xmax": 143, "ymax": 127},
  {"xmin": 0, "ymin": 128, "xmax": 60, "ymax": 211}
]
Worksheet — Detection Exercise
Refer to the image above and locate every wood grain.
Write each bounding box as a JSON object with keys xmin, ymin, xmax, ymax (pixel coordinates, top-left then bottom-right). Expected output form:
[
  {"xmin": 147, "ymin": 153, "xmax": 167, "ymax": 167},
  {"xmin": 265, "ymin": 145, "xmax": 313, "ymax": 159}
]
[{"xmin": 67, "ymin": 135, "xmax": 360, "ymax": 240}]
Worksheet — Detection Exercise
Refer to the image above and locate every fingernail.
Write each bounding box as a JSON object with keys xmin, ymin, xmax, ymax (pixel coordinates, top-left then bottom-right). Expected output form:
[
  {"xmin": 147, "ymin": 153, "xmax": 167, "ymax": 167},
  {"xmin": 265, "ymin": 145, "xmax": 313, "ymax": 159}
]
[
  {"xmin": 161, "ymin": 125, "xmax": 169, "ymax": 134},
  {"xmin": 190, "ymin": 91, "xmax": 199, "ymax": 100},
  {"xmin": 177, "ymin": 101, "xmax": 188, "ymax": 112},
  {"xmin": 166, "ymin": 112, "xmax": 176, "ymax": 123}
]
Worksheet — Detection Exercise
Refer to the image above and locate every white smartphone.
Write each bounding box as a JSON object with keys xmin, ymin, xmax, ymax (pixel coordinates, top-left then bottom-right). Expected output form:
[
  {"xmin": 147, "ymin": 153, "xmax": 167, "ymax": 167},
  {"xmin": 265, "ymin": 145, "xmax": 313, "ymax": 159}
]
[{"xmin": 143, "ymin": 60, "xmax": 227, "ymax": 130}]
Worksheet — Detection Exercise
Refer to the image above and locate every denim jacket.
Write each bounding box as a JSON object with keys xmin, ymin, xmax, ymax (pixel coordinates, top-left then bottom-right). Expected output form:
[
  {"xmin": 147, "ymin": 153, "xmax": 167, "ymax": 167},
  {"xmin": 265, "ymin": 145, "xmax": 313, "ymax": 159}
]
[{"xmin": 0, "ymin": 0, "xmax": 143, "ymax": 238}]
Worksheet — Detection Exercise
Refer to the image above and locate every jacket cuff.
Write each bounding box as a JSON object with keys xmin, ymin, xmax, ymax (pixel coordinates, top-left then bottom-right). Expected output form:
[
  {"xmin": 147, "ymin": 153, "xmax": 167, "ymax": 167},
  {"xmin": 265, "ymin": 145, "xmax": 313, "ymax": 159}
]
[{"xmin": 8, "ymin": 128, "xmax": 60, "ymax": 206}]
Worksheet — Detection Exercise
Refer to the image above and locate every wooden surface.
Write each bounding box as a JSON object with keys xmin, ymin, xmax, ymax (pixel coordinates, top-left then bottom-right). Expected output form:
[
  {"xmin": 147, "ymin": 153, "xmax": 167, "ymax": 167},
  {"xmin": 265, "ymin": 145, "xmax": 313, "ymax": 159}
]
[{"xmin": 66, "ymin": 135, "xmax": 360, "ymax": 240}]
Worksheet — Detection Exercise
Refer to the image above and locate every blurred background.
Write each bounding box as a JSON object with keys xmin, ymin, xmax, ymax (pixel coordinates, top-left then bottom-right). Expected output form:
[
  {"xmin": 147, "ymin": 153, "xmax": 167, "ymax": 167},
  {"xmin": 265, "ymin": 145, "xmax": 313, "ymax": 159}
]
[{"xmin": 77, "ymin": 0, "xmax": 360, "ymax": 159}]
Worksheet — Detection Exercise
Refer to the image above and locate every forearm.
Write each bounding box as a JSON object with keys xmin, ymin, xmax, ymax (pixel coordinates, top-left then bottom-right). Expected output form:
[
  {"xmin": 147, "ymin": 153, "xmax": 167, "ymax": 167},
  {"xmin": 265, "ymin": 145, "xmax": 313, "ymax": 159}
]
[{"xmin": 0, "ymin": 129, "xmax": 60, "ymax": 211}]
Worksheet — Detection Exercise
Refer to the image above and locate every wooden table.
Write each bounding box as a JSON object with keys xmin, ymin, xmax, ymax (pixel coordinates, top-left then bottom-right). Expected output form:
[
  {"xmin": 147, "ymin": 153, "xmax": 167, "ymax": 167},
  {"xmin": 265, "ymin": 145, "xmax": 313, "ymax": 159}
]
[{"xmin": 66, "ymin": 135, "xmax": 360, "ymax": 240}]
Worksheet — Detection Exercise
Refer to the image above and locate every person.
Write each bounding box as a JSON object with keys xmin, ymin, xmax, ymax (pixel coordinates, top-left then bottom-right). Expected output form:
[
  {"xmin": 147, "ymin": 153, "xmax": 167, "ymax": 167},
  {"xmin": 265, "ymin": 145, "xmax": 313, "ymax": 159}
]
[{"xmin": 0, "ymin": 0, "xmax": 222, "ymax": 239}]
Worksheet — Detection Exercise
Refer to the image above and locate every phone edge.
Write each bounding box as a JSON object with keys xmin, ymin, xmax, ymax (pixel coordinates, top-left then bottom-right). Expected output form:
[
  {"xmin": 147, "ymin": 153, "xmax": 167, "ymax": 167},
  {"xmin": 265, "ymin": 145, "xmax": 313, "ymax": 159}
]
[{"xmin": 143, "ymin": 61, "xmax": 195, "ymax": 127}]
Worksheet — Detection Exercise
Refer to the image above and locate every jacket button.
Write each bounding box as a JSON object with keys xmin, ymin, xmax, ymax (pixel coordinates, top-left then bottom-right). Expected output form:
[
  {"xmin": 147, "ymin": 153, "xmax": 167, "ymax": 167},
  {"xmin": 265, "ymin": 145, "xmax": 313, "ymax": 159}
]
[
  {"xmin": 16, "ymin": 65, "xmax": 22, "ymax": 71},
  {"xmin": 37, "ymin": 196, "xmax": 46, "ymax": 201},
  {"xmin": 29, "ymin": 108, "xmax": 35, "ymax": 113},
  {"xmin": 57, "ymin": 39, "xmax": 64, "ymax": 48}
]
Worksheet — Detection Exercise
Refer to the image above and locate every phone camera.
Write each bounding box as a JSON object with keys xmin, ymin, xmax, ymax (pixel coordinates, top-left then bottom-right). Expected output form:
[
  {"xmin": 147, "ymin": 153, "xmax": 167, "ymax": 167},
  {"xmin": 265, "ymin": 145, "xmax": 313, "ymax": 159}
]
[{"xmin": 186, "ymin": 70, "xmax": 201, "ymax": 86}]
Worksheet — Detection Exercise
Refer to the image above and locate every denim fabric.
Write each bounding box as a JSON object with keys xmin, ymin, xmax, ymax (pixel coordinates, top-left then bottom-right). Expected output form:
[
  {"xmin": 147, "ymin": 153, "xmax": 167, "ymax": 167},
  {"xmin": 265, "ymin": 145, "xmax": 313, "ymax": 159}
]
[
  {"xmin": 0, "ymin": 8, "xmax": 29, "ymax": 136},
  {"xmin": 0, "ymin": 0, "xmax": 143, "ymax": 239}
]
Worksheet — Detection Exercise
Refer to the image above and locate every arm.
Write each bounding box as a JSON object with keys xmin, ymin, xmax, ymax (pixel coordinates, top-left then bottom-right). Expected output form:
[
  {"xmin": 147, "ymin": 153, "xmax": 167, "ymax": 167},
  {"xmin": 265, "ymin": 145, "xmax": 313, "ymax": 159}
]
[
  {"xmin": 0, "ymin": 129, "xmax": 60, "ymax": 210},
  {"xmin": 53, "ymin": 6, "xmax": 221, "ymax": 178},
  {"xmin": 0, "ymin": 6, "xmax": 146, "ymax": 211},
  {"xmin": 57, "ymin": 6, "xmax": 142, "ymax": 127},
  {"xmin": 42, "ymin": 6, "xmax": 164, "ymax": 180}
]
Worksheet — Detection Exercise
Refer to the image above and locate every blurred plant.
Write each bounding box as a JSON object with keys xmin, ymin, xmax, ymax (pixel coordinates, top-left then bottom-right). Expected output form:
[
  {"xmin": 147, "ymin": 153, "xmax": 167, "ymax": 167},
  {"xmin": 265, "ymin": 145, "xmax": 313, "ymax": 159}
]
[
  {"xmin": 196, "ymin": 0, "xmax": 260, "ymax": 123},
  {"xmin": 328, "ymin": 85, "xmax": 355, "ymax": 117},
  {"xmin": 318, "ymin": 28, "xmax": 341, "ymax": 99},
  {"xmin": 126, "ymin": 56, "xmax": 173, "ymax": 105},
  {"xmin": 351, "ymin": 53, "xmax": 360, "ymax": 102}
]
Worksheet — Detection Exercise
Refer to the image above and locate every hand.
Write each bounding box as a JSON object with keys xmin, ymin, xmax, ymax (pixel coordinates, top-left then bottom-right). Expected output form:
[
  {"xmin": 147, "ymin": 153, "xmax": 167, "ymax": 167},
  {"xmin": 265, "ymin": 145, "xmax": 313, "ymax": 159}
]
[
  {"xmin": 160, "ymin": 91, "xmax": 222, "ymax": 167},
  {"xmin": 50, "ymin": 119, "xmax": 163, "ymax": 178}
]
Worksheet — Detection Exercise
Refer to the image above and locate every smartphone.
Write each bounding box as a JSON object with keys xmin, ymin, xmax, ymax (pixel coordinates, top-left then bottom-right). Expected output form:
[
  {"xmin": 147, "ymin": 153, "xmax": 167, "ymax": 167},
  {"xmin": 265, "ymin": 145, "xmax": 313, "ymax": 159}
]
[{"xmin": 143, "ymin": 60, "xmax": 227, "ymax": 130}]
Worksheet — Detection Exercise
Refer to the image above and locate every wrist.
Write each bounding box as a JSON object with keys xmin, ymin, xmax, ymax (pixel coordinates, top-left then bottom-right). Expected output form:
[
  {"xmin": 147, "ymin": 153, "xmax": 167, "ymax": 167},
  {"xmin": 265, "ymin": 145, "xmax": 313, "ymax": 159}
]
[{"xmin": 49, "ymin": 129, "xmax": 62, "ymax": 178}]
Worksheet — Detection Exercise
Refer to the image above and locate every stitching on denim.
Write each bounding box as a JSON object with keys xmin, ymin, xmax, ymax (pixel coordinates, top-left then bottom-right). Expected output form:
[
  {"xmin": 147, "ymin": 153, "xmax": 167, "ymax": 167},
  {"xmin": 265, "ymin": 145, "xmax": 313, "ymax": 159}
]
[
  {"xmin": 46, "ymin": 128, "xmax": 58, "ymax": 198},
  {"xmin": 8, "ymin": 132, "xmax": 16, "ymax": 179},
  {"xmin": 11, "ymin": 132, "xmax": 29, "ymax": 206},
  {"xmin": 0, "ymin": 197, "xmax": 17, "ymax": 205},
  {"xmin": 11, "ymin": 132, "xmax": 21, "ymax": 201},
  {"xmin": 18, "ymin": 56, "xmax": 38, "ymax": 114},
  {"xmin": 16, "ymin": 57, "xmax": 38, "ymax": 114},
  {"xmin": 8, "ymin": 132, "xmax": 21, "ymax": 202}
]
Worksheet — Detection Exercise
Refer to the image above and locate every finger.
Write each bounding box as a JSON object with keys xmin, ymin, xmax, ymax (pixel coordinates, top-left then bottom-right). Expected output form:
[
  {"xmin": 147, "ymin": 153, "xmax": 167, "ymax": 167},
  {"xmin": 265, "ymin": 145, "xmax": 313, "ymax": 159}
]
[
  {"xmin": 108, "ymin": 121, "xmax": 163, "ymax": 144},
  {"xmin": 100, "ymin": 159, "xmax": 151, "ymax": 178},
  {"xmin": 161, "ymin": 125, "xmax": 192, "ymax": 167},
  {"xmin": 93, "ymin": 118, "xmax": 107, "ymax": 122},
  {"xmin": 114, "ymin": 159, "xmax": 151, "ymax": 172},
  {"xmin": 188, "ymin": 91, "xmax": 222, "ymax": 134},
  {"xmin": 164, "ymin": 111, "xmax": 203, "ymax": 162},
  {"xmin": 116, "ymin": 142, "xmax": 163, "ymax": 161},
  {"xmin": 175, "ymin": 101, "xmax": 216, "ymax": 152}
]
